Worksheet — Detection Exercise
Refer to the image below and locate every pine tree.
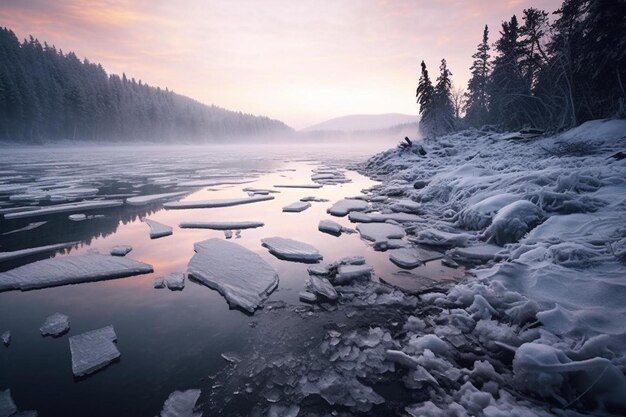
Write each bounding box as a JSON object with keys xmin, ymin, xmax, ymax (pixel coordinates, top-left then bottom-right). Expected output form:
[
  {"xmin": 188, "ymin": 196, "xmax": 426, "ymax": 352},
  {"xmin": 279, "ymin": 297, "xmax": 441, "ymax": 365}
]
[
  {"xmin": 416, "ymin": 60, "xmax": 436, "ymax": 136},
  {"xmin": 465, "ymin": 25, "xmax": 491, "ymax": 127},
  {"xmin": 432, "ymin": 59, "xmax": 456, "ymax": 135}
]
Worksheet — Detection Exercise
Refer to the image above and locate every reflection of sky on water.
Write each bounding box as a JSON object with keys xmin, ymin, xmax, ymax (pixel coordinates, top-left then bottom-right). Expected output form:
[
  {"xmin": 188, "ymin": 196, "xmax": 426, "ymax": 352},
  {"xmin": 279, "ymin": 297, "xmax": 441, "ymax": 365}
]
[{"xmin": 0, "ymin": 148, "xmax": 459, "ymax": 416}]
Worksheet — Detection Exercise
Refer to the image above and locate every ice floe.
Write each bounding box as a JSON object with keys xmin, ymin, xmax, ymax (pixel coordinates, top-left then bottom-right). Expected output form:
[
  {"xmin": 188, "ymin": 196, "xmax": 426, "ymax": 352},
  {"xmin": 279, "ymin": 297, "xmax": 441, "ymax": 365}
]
[
  {"xmin": 356, "ymin": 223, "xmax": 405, "ymax": 246},
  {"xmin": 261, "ymin": 237, "xmax": 322, "ymax": 263},
  {"xmin": 1, "ymin": 331, "xmax": 10, "ymax": 347},
  {"xmin": 40, "ymin": 313, "xmax": 70, "ymax": 337},
  {"xmin": 318, "ymin": 219, "xmax": 343, "ymax": 235},
  {"xmin": 2, "ymin": 221, "xmax": 46, "ymax": 236},
  {"xmin": 0, "ymin": 389, "xmax": 17, "ymax": 416},
  {"xmin": 0, "ymin": 254, "xmax": 153, "ymax": 291},
  {"xmin": 144, "ymin": 218, "xmax": 173, "ymax": 239},
  {"xmin": 348, "ymin": 211, "xmax": 420, "ymax": 223},
  {"xmin": 164, "ymin": 272, "xmax": 185, "ymax": 291},
  {"xmin": 327, "ymin": 199, "xmax": 369, "ymax": 216},
  {"xmin": 126, "ymin": 191, "xmax": 188, "ymax": 205},
  {"xmin": 0, "ymin": 241, "xmax": 77, "ymax": 263},
  {"xmin": 273, "ymin": 184, "xmax": 323, "ymax": 189},
  {"xmin": 110, "ymin": 245, "xmax": 132, "ymax": 256},
  {"xmin": 179, "ymin": 221, "xmax": 264, "ymax": 230},
  {"xmin": 69, "ymin": 325, "xmax": 119, "ymax": 377},
  {"xmin": 159, "ymin": 389, "xmax": 202, "ymax": 417},
  {"xmin": 389, "ymin": 248, "xmax": 424, "ymax": 268},
  {"xmin": 187, "ymin": 239, "xmax": 278, "ymax": 313},
  {"xmin": 68, "ymin": 214, "xmax": 87, "ymax": 221},
  {"xmin": 164, "ymin": 195, "xmax": 273, "ymax": 209},
  {"xmin": 4, "ymin": 200, "xmax": 123, "ymax": 220},
  {"xmin": 282, "ymin": 201, "xmax": 311, "ymax": 212}
]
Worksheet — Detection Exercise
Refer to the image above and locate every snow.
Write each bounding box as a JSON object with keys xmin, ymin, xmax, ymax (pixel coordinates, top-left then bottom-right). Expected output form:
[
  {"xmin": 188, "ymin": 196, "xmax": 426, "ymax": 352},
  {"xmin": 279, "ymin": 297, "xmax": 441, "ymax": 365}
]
[
  {"xmin": 261, "ymin": 237, "xmax": 322, "ymax": 263},
  {"xmin": 299, "ymin": 291, "xmax": 317, "ymax": 303},
  {"xmin": 0, "ymin": 254, "xmax": 153, "ymax": 291},
  {"xmin": 390, "ymin": 199, "xmax": 421, "ymax": 214},
  {"xmin": 1, "ymin": 331, "xmax": 10, "ymax": 346},
  {"xmin": 160, "ymin": 389, "xmax": 202, "ymax": 417},
  {"xmin": 0, "ymin": 390, "xmax": 17, "ymax": 417},
  {"xmin": 389, "ymin": 248, "xmax": 423, "ymax": 268},
  {"xmin": 179, "ymin": 221, "xmax": 264, "ymax": 230},
  {"xmin": 163, "ymin": 195, "xmax": 273, "ymax": 209},
  {"xmin": 318, "ymin": 219, "xmax": 343, "ymax": 235},
  {"xmin": 0, "ymin": 241, "xmax": 77, "ymax": 263},
  {"xmin": 282, "ymin": 201, "xmax": 311, "ymax": 212},
  {"xmin": 69, "ymin": 325, "xmax": 120, "ymax": 377},
  {"xmin": 144, "ymin": 218, "xmax": 173, "ymax": 239},
  {"xmin": 40, "ymin": 313, "xmax": 70, "ymax": 337},
  {"xmin": 4, "ymin": 200, "xmax": 123, "ymax": 220},
  {"xmin": 327, "ymin": 199, "xmax": 369, "ymax": 216},
  {"xmin": 187, "ymin": 238, "xmax": 278, "ymax": 313},
  {"xmin": 126, "ymin": 191, "xmax": 187, "ymax": 205},
  {"xmin": 457, "ymin": 193, "xmax": 519, "ymax": 230},
  {"xmin": 110, "ymin": 245, "xmax": 132, "ymax": 256},
  {"xmin": 414, "ymin": 228, "xmax": 471, "ymax": 248}
]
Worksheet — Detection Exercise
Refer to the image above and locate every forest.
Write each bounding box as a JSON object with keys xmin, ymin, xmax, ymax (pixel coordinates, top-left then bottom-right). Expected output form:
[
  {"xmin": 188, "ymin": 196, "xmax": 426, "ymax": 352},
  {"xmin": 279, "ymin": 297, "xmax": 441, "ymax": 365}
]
[
  {"xmin": 0, "ymin": 27, "xmax": 292, "ymax": 143},
  {"xmin": 417, "ymin": 0, "xmax": 626, "ymax": 137}
]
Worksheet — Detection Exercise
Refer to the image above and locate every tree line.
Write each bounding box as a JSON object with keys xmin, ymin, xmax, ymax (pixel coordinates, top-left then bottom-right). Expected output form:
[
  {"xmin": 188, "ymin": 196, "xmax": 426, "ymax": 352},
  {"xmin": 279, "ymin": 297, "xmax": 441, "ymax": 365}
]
[
  {"xmin": 0, "ymin": 27, "xmax": 292, "ymax": 143},
  {"xmin": 417, "ymin": 0, "xmax": 626, "ymax": 136}
]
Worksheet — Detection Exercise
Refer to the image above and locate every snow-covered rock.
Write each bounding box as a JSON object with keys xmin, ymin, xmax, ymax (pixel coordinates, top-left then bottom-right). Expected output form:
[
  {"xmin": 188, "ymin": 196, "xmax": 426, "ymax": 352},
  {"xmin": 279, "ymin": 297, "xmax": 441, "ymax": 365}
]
[
  {"xmin": 261, "ymin": 237, "xmax": 322, "ymax": 262},
  {"xmin": 40, "ymin": 313, "xmax": 70, "ymax": 337},
  {"xmin": 187, "ymin": 239, "xmax": 278, "ymax": 313},
  {"xmin": 144, "ymin": 218, "xmax": 173, "ymax": 239},
  {"xmin": 69, "ymin": 325, "xmax": 120, "ymax": 377},
  {"xmin": 159, "ymin": 389, "xmax": 202, "ymax": 417},
  {"xmin": 164, "ymin": 195, "xmax": 273, "ymax": 209}
]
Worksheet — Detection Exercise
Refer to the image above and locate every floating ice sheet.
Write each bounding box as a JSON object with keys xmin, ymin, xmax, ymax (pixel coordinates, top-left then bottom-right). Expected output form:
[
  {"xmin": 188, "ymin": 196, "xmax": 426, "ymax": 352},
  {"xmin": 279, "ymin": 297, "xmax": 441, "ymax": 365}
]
[
  {"xmin": 356, "ymin": 223, "xmax": 405, "ymax": 243},
  {"xmin": 261, "ymin": 237, "xmax": 322, "ymax": 263},
  {"xmin": 144, "ymin": 218, "xmax": 173, "ymax": 239},
  {"xmin": 0, "ymin": 241, "xmax": 77, "ymax": 263},
  {"xmin": 69, "ymin": 325, "xmax": 119, "ymax": 377},
  {"xmin": 179, "ymin": 221, "xmax": 264, "ymax": 230},
  {"xmin": 318, "ymin": 220, "xmax": 343, "ymax": 235},
  {"xmin": 273, "ymin": 184, "xmax": 323, "ymax": 189},
  {"xmin": 4, "ymin": 200, "xmax": 123, "ymax": 220},
  {"xmin": 0, "ymin": 389, "xmax": 17, "ymax": 416},
  {"xmin": 327, "ymin": 199, "xmax": 369, "ymax": 216},
  {"xmin": 126, "ymin": 191, "xmax": 187, "ymax": 205},
  {"xmin": 40, "ymin": 313, "xmax": 70, "ymax": 337},
  {"xmin": 164, "ymin": 195, "xmax": 273, "ymax": 209},
  {"xmin": 282, "ymin": 201, "xmax": 311, "ymax": 212}
]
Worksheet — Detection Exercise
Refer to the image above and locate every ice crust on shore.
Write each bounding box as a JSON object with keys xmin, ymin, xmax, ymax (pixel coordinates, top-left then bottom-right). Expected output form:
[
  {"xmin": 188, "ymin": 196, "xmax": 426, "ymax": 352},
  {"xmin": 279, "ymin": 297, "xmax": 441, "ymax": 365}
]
[
  {"xmin": 261, "ymin": 237, "xmax": 322, "ymax": 262},
  {"xmin": 187, "ymin": 239, "xmax": 278, "ymax": 313},
  {"xmin": 69, "ymin": 325, "xmax": 119, "ymax": 377}
]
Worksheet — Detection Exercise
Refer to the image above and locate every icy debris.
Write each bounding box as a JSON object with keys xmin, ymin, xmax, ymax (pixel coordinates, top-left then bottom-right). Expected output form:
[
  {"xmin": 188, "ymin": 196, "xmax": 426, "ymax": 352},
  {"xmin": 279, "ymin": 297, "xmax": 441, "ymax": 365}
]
[
  {"xmin": 318, "ymin": 219, "xmax": 343, "ymax": 235},
  {"xmin": 40, "ymin": 313, "xmax": 70, "ymax": 337},
  {"xmin": 126, "ymin": 191, "xmax": 187, "ymax": 205},
  {"xmin": 261, "ymin": 237, "xmax": 322, "ymax": 263},
  {"xmin": 300, "ymin": 371, "xmax": 384, "ymax": 412},
  {"xmin": 356, "ymin": 223, "xmax": 405, "ymax": 247},
  {"xmin": 390, "ymin": 199, "xmax": 421, "ymax": 214},
  {"xmin": 144, "ymin": 218, "xmax": 173, "ymax": 239},
  {"xmin": 2, "ymin": 221, "xmax": 46, "ymax": 236},
  {"xmin": 327, "ymin": 199, "xmax": 369, "ymax": 216},
  {"xmin": 68, "ymin": 214, "xmax": 87, "ymax": 221},
  {"xmin": 110, "ymin": 245, "xmax": 132, "ymax": 256},
  {"xmin": 187, "ymin": 239, "xmax": 278, "ymax": 313},
  {"xmin": 299, "ymin": 291, "xmax": 317, "ymax": 303},
  {"xmin": 220, "ymin": 352, "xmax": 242, "ymax": 363},
  {"xmin": 69, "ymin": 325, "xmax": 120, "ymax": 377},
  {"xmin": 0, "ymin": 241, "xmax": 77, "ymax": 263},
  {"xmin": 307, "ymin": 275, "xmax": 338, "ymax": 300},
  {"xmin": 159, "ymin": 389, "xmax": 202, "ymax": 417},
  {"xmin": 389, "ymin": 248, "xmax": 423, "ymax": 268},
  {"xmin": 0, "ymin": 253, "xmax": 153, "ymax": 292},
  {"xmin": 282, "ymin": 201, "xmax": 311, "ymax": 212},
  {"xmin": 4, "ymin": 200, "xmax": 123, "ymax": 220},
  {"xmin": 273, "ymin": 184, "xmax": 322, "ymax": 189},
  {"xmin": 266, "ymin": 404, "xmax": 299, "ymax": 417},
  {"xmin": 385, "ymin": 349, "xmax": 420, "ymax": 369},
  {"xmin": 482, "ymin": 200, "xmax": 544, "ymax": 245},
  {"xmin": 334, "ymin": 264, "xmax": 373, "ymax": 284},
  {"xmin": 163, "ymin": 272, "xmax": 185, "ymax": 291},
  {"xmin": 179, "ymin": 221, "xmax": 264, "ymax": 230},
  {"xmin": 163, "ymin": 195, "xmax": 273, "ymax": 209},
  {"xmin": 457, "ymin": 193, "xmax": 519, "ymax": 229},
  {"xmin": 1, "ymin": 331, "xmax": 10, "ymax": 346},
  {"xmin": 414, "ymin": 228, "xmax": 470, "ymax": 248},
  {"xmin": 0, "ymin": 389, "xmax": 17, "ymax": 417}
]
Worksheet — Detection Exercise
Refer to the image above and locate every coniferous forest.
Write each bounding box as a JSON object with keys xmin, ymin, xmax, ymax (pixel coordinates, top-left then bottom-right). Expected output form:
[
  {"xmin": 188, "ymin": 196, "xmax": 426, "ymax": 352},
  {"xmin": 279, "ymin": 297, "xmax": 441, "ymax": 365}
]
[
  {"xmin": 0, "ymin": 27, "xmax": 292, "ymax": 143},
  {"xmin": 417, "ymin": 0, "xmax": 626, "ymax": 137}
]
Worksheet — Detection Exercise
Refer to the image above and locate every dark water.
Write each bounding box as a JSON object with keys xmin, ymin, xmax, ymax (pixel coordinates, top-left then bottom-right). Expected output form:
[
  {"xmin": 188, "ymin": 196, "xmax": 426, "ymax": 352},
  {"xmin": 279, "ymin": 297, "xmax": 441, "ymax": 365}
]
[{"xmin": 0, "ymin": 144, "xmax": 459, "ymax": 416}]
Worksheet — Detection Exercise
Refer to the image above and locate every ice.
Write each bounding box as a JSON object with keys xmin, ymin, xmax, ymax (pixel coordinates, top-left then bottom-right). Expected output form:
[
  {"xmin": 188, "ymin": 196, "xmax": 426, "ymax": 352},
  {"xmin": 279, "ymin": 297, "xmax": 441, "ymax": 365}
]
[
  {"xmin": 348, "ymin": 212, "xmax": 421, "ymax": 223},
  {"xmin": 261, "ymin": 237, "xmax": 322, "ymax": 262},
  {"xmin": 318, "ymin": 219, "xmax": 343, "ymax": 235},
  {"xmin": 266, "ymin": 404, "xmax": 299, "ymax": 417},
  {"xmin": 144, "ymin": 218, "xmax": 173, "ymax": 239},
  {"xmin": 164, "ymin": 272, "xmax": 185, "ymax": 291},
  {"xmin": 154, "ymin": 278, "xmax": 165, "ymax": 288},
  {"xmin": 273, "ymin": 184, "xmax": 322, "ymax": 189},
  {"xmin": 327, "ymin": 199, "xmax": 369, "ymax": 216},
  {"xmin": 40, "ymin": 313, "xmax": 70, "ymax": 337},
  {"xmin": 448, "ymin": 244, "xmax": 502, "ymax": 263},
  {"xmin": 0, "ymin": 254, "xmax": 153, "ymax": 291},
  {"xmin": 457, "ymin": 193, "xmax": 519, "ymax": 229},
  {"xmin": 282, "ymin": 201, "xmax": 311, "ymax": 212},
  {"xmin": 1, "ymin": 331, "xmax": 10, "ymax": 346},
  {"xmin": 223, "ymin": 230, "xmax": 233, "ymax": 239},
  {"xmin": 389, "ymin": 248, "xmax": 423, "ymax": 268},
  {"xmin": 4, "ymin": 200, "xmax": 123, "ymax": 220},
  {"xmin": 307, "ymin": 275, "xmax": 338, "ymax": 300},
  {"xmin": 390, "ymin": 199, "xmax": 421, "ymax": 214},
  {"xmin": 414, "ymin": 228, "xmax": 470, "ymax": 247},
  {"xmin": 300, "ymin": 196, "xmax": 329, "ymax": 202},
  {"xmin": 356, "ymin": 223, "xmax": 405, "ymax": 244},
  {"xmin": 68, "ymin": 214, "xmax": 87, "ymax": 221},
  {"xmin": 2, "ymin": 221, "xmax": 46, "ymax": 236},
  {"xmin": 163, "ymin": 195, "xmax": 273, "ymax": 209},
  {"xmin": 179, "ymin": 221, "xmax": 264, "ymax": 230},
  {"xmin": 334, "ymin": 264, "xmax": 373, "ymax": 284},
  {"xmin": 243, "ymin": 187, "xmax": 280, "ymax": 194},
  {"xmin": 110, "ymin": 245, "xmax": 132, "ymax": 256},
  {"xmin": 69, "ymin": 325, "xmax": 120, "ymax": 377},
  {"xmin": 0, "ymin": 241, "xmax": 77, "ymax": 263},
  {"xmin": 0, "ymin": 390, "xmax": 17, "ymax": 417},
  {"xmin": 300, "ymin": 371, "xmax": 384, "ymax": 412},
  {"xmin": 0, "ymin": 184, "xmax": 28, "ymax": 194},
  {"xmin": 126, "ymin": 191, "xmax": 187, "ymax": 205},
  {"xmin": 299, "ymin": 290, "xmax": 317, "ymax": 303},
  {"xmin": 482, "ymin": 200, "xmax": 544, "ymax": 245},
  {"xmin": 187, "ymin": 239, "xmax": 278, "ymax": 313},
  {"xmin": 177, "ymin": 178, "xmax": 252, "ymax": 187},
  {"xmin": 159, "ymin": 389, "xmax": 202, "ymax": 417}
]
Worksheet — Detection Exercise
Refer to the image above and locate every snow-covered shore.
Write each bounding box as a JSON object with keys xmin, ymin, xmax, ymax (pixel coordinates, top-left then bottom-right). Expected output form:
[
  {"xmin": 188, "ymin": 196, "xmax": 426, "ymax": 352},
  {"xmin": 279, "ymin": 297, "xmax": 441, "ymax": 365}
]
[{"xmin": 355, "ymin": 119, "xmax": 626, "ymax": 416}]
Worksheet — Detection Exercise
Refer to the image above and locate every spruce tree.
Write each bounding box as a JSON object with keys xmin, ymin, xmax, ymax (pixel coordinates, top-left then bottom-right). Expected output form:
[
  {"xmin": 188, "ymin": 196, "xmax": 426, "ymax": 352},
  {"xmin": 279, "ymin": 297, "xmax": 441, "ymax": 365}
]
[
  {"xmin": 465, "ymin": 25, "xmax": 491, "ymax": 127},
  {"xmin": 416, "ymin": 60, "xmax": 436, "ymax": 137},
  {"xmin": 432, "ymin": 59, "xmax": 456, "ymax": 135}
]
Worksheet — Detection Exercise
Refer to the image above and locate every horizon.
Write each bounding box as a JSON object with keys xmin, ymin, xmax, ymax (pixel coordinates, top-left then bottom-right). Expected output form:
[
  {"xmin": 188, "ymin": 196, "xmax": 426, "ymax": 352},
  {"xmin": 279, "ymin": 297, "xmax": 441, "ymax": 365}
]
[{"xmin": 1, "ymin": 0, "xmax": 561, "ymax": 129}]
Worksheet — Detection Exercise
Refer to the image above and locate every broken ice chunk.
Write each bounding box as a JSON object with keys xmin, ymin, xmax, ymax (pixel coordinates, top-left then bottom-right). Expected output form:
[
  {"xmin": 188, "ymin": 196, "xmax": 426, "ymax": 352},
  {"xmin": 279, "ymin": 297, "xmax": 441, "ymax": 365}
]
[
  {"xmin": 164, "ymin": 273, "xmax": 185, "ymax": 291},
  {"xmin": 110, "ymin": 245, "xmax": 132, "ymax": 257},
  {"xmin": 68, "ymin": 214, "xmax": 87, "ymax": 221},
  {"xmin": 144, "ymin": 218, "xmax": 173, "ymax": 239},
  {"xmin": 300, "ymin": 196, "xmax": 329, "ymax": 202},
  {"xmin": 154, "ymin": 278, "xmax": 165, "ymax": 289},
  {"xmin": 179, "ymin": 221, "xmax": 264, "ymax": 230},
  {"xmin": 188, "ymin": 239, "xmax": 278, "ymax": 313},
  {"xmin": 449, "ymin": 244, "xmax": 502, "ymax": 263},
  {"xmin": 334, "ymin": 264, "xmax": 373, "ymax": 284},
  {"xmin": 308, "ymin": 276, "xmax": 338, "ymax": 300},
  {"xmin": 307, "ymin": 264, "xmax": 330, "ymax": 276},
  {"xmin": 273, "ymin": 184, "xmax": 322, "ymax": 189},
  {"xmin": 299, "ymin": 291, "xmax": 317, "ymax": 303},
  {"xmin": 0, "ymin": 389, "xmax": 17, "ymax": 416},
  {"xmin": 389, "ymin": 248, "xmax": 423, "ymax": 269},
  {"xmin": 40, "ymin": 313, "xmax": 70, "ymax": 337},
  {"xmin": 159, "ymin": 389, "xmax": 202, "ymax": 417},
  {"xmin": 1, "ymin": 331, "xmax": 10, "ymax": 346},
  {"xmin": 327, "ymin": 199, "xmax": 369, "ymax": 216},
  {"xmin": 414, "ymin": 228, "xmax": 471, "ymax": 248},
  {"xmin": 164, "ymin": 195, "xmax": 273, "ymax": 209},
  {"xmin": 318, "ymin": 220, "xmax": 343, "ymax": 236},
  {"xmin": 4, "ymin": 200, "xmax": 123, "ymax": 220},
  {"xmin": 2, "ymin": 221, "xmax": 46, "ymax": 236},
  {"xmin": 282, "ymin": 201, "xmax": 311, "ymax": 212},
  {"xmin": 0, "ymin": 254, "xmax": 153, "ymax": 292},
  {"xmin": 261, "ymin": 237, "xmax": 322, "ymax": 263},
  {"xmin": 69, "ymin": 325, "xmax": 120, "ymax": 377},
  {"xmin": 390, "ymin": 199, "xmax": 421, "ymax": 214},
  {"xmin": 356, "ymin": 223, "xmax": 405, "ymax": 247}
]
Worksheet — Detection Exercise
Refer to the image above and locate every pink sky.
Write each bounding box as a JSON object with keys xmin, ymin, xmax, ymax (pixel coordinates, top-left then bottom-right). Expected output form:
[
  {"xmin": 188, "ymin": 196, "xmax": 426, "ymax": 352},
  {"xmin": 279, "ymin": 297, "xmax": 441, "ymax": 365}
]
[{"xmin": 1, "ymin": 0, "xmax": 561, "ymax": 129}]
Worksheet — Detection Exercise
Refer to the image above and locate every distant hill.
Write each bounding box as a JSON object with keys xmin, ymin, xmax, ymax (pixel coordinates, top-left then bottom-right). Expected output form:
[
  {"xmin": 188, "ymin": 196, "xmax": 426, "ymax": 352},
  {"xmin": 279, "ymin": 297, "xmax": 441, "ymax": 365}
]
[
  {"xmin": 0, "ymin": 27, "xmax": 292, "ymax": 143},
  {"xmin": 303, "ymin": 113, "xmax": 418, "ymax": 132}
]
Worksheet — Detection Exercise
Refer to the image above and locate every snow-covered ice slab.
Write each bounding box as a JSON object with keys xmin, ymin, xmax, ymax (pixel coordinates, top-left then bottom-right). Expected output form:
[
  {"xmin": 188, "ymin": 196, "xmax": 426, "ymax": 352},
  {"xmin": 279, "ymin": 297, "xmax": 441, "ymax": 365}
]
[
  {"xmin": 0, "ymin": 389, "xmax": 17, "ymax": 416},
  {"xmin": 2, "ymin": 221, "xmax": 46, "ymax": 236},
  {"xmin": 110, "ymin": 245, "xmax": 132, "ymax": 256},
  {"xmin": 4, "ymin": 200, "xmax": 123, "ymax": 220},
  {"xmin": 160, "ymin": 389, "xmax": 202, "ymax": 417},
  {"xmin": 0, "ymin": 241, "xmax": 77, "ymax": 263},
  {"xmin": 300, "ymin": 196, "xmax": 329, "ymax": 202},
  {"xmin": 482, "ymin": 200, "xmax": 544, "ymax": 245},
  {"xmin": 282, "ymin": 201, "xmax": 311, "ymax": 212},
  {"xmin": 68, "ymin": 214, "xmax": 87, "ymax": 221},
  {"xmin": 40, "ymin": 313, "xmax": 70, "ymax": 337},
  {"xmin": 179, "ymin": 221, "xmax": 264, "ymax": 230},
  {"xmin": 69, "ymin": 325, "xmax": 119, "ymax": 377},
  {"xmin": 356, "ymin": 223, "xmax": 405, "ymax": 243},
  {"xmin": 187, "ymin": 239, "xmax": 278, "ymax": 313},
  {"xmin": 126, "ymin": 191, "xmax": 187, "ymax": 205},
  {"xmin": 144, "ymin": 218, "xmax": 173, "ymax": 239},
  {"xmin": 273, "ymin": 184, "xmax": 323, "ymax": 189},
  {"xmin": 0, "ymin": 254, "xmax": 153, "ymax": 292},
  {"xmin": 318, "ymin": 220, "xmax": 343, "ymax": 235},
  {"xmin": 327, "ymin": 199, "xmax": 369, "ymax": 216},
  {"xmin": 261, "ymin": 237, "xmax": 322, "ymax": 263},
  {"xmin": 164, "ymin": 195, "xmax": 273, "ymax": 209}
]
